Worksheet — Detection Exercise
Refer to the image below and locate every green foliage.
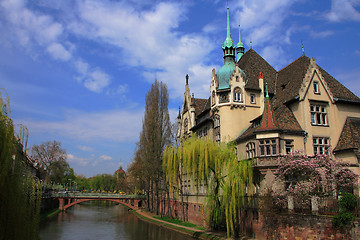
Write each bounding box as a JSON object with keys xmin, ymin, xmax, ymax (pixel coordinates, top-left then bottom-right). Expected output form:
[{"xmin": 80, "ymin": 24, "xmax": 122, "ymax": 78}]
[
  {"xmin": 0, "ymin": 90, "xmax": 41, "ymax": 240},
  {"xmin": 128, "ymin": 80, "xmax": 172, "ymax": 213},
  {"xmin": 163, "ymin": 135, "xmax": 253, "ymax": 237},
  {"xmin": 332, "ymin": 211, "xmax": 355, "ymax": 230},
  {"xmin": 339, "ymin": 193, "xmax": 357, "ymax": 212},
  {"xmin": 333, "ymin": 193, "xmax": 358, "ymax": 231},
  {"xmin": 154, "ymin": 216, "xmax": 205, "ymax": 230},
  {"xmin": 89, "ymin": 174, "xmax": 117, "ymax": 192},
  {"xmin": 31, "ymin": 140, "xmax": 68, "ymax": 183}
]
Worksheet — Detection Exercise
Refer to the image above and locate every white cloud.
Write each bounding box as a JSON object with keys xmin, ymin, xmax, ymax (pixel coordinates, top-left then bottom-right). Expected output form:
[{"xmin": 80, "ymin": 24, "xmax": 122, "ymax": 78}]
[
  {"xmin": 326, "ymin": 0, "xmax": 360, "ymax": 22},
  {"xmin": 230, "ymin": 0, "xmax": 300, "ymax": 69},
  {"xmin": 67, "ymin": 0, "xmax": 216, "ymax": 98},
  {"xmin": 67, "ymin": 153, "xmax": 90, "ymax": 166},
  {"xmin": 0, "ymin": 0, "xmax": 114, "ymax": 93},
  {"xmin": 46, "ymin": 42, "xmax": 72, "ymax": 61},
  {"xmin": 78, "ymin": 145, "xmax": 94, "ymax": 152},
  {"xmin": 310, "ymin": 30, "xmax": 334, "ymax": 39},
  {"xmin": 20, "ymin": 108, "xmax": 144, "ymax": 142},
  {"xmin": 83, "ymin": 69, "xmax": 111, "ymax": 93},
  {"xmin": 99, "ymin": 155, "xmax": 113, "ymax": 161}
]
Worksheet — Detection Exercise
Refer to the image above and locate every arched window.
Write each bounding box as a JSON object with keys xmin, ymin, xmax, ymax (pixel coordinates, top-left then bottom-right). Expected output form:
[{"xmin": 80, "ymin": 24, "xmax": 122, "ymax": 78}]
[
  {"xmin": 246, "ymin": 142, "xmax": 256, "ymax": 159},
  {"xmin": 184, "ymin": 118, "xmax": 188, "ymax": 133},
  {"xmin": 234, "ymin": 87, "xmax": 242, "ymax": 102},
  {"xmin": 212, "ymin": 91, "xmax": 216, "ymax": 105},
  {"xmin": 214, "ymin": 115, "xmax": 220, "ymax": 128}
]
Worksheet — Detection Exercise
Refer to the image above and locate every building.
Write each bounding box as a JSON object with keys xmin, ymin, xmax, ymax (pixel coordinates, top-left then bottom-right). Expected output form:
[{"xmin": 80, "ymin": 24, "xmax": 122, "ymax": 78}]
[{"xmin": 177, "ymin": 7, "xmax": 360, "ymax": 195}]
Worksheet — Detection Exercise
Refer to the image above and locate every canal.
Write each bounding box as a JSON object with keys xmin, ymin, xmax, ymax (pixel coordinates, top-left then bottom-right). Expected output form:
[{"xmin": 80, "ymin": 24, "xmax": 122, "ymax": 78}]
[{"xmin": 39, "ymin": 202, "xmax": 194, "ymax": 240}]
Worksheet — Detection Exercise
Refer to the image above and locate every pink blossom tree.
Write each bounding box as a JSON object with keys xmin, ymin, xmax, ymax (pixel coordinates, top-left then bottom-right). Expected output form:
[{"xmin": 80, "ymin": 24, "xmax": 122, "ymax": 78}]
[{"xmin": 273, "ymin": 151, "xmax": 358, "ymax": 208}]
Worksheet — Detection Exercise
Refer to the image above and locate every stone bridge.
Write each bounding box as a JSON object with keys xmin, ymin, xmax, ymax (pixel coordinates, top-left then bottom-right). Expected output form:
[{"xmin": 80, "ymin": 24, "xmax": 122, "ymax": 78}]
[{"xmin": 52, "ymin": 192, "xmax": 145, "ymax": 211}]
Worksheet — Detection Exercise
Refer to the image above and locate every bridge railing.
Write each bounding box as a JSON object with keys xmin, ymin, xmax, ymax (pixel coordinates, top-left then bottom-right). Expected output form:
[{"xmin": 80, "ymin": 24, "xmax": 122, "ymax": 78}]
[{"xmin": 51, "ymin": 192, "xmax": 145, "ymax": 199}]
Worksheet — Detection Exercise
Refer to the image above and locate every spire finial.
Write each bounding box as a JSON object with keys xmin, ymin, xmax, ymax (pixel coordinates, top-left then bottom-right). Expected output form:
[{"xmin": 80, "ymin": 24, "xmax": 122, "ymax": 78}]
[
  {"xmin": 236, "ymin": 23, "xmax": 244, "ymax": 62},
  {"xmin": 226, "ymin": 3, "xmax": 231, "ymax": 39},
  {"xmin": 186, "ymin": 74, "xmax": 189, "ymax": 85},
  {"xmin": 265, "ymin": 82, "xmax": 269, "ymax": 98},
  {"xmin": 222, "ymin": 1, "xmax": 235, "ymax": 59},
  {"xmin": 301, "ymin": 40, "xmax": 305, "ymax": 56},
  {"xmin": 250, "ymin": 40, "xmax": 252, "ymax": 49}
]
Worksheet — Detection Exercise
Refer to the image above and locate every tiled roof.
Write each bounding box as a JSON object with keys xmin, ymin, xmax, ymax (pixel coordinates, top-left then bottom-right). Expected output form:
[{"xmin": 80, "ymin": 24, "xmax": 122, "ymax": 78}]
[
  {"xmin": 334, "ymin": 117, "xmax": 360, "ymax": 152},
  {"xmin": 272, "ymin": 103, "xmax": 303, "ymax": 131},
  {"xmin": 235, "ymin": 100, "xmax": 303, "ymax": 143},
  {"xmin": 256, "ymin": 96, "xmax": 279, "ymax": 132},
  {"xmin": 318, "ymin": 66, "xmax": 360, "ymax": 102},
  {"xmin": 238, "ymin": 49, "xmax": 277, "ymax": 94},
  {"xmin": 276, "ymin": 55, "xmax": 360, "ymax": 104},
  {"xmin": 192, "ymin": 98, "xmax": 208, "ymax": 116},
  {"xmin": 276, "ymin": 55, "xmax": 310, "ymax": 104}
]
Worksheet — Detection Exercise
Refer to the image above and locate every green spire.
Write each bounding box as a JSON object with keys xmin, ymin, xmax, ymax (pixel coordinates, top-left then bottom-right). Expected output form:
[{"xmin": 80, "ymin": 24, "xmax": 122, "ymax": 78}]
[
  {"xmin": 222, "ymin": 6, "xmax": 235, "ymax": 57},
  {"xmin": 265, "ymin": 82, "xmax": 269, "ymax": 98},
  {"xmin": 236, "ymin": 24, "xmax": 245, "ymax": 62}
]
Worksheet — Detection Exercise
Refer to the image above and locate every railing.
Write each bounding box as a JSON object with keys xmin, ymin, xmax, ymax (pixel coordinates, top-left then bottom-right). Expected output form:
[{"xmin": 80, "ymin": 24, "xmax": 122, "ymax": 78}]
[{"xmin": 51, "ymin": 192, "xmax": 145, "ymax": 199}]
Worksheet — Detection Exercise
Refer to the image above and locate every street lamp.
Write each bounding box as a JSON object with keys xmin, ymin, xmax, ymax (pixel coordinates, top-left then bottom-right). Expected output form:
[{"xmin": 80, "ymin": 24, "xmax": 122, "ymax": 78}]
[{"xmin": 68, "ymin": 179, "xmax": 72, "ymax": 192}]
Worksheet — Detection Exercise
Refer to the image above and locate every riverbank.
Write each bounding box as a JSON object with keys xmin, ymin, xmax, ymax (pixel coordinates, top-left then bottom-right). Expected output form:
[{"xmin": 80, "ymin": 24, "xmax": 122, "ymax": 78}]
[
  {"xmin": 40, "ymin": 208, "xmax": 60, "ymax": 222},
  {"xmin": 131, "ymin": 209, "xmax": 230, "ymax": 240}
]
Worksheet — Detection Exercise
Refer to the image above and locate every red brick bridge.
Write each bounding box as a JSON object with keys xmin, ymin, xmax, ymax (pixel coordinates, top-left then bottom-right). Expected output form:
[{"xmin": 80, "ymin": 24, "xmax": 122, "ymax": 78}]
[{"xmin": 52, "ymin": 192, "xmax": 145, "ymax": 211}]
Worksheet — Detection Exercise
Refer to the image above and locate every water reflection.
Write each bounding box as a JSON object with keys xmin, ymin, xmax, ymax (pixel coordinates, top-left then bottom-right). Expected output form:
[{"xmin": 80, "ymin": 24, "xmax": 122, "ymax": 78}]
[{"xmin": 39, "ymin": 202, "xmax": 193, "ymax": 240}]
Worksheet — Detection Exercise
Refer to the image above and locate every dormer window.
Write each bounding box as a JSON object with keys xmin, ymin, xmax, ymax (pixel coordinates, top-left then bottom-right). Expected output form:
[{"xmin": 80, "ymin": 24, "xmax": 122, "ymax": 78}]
[
  {"xmin": 250, "ymin": 94, "xmax": 256, "ymax": 104},
  {"xmin": 313, "ymin": 81, "xmax": 320, "ymax": 94}
]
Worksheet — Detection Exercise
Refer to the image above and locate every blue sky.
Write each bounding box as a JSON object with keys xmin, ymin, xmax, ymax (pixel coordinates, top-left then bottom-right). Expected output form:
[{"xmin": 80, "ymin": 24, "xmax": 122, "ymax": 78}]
[{"xmin": 1, "ymin": 0, "xmax": 360, "ymax": 177}]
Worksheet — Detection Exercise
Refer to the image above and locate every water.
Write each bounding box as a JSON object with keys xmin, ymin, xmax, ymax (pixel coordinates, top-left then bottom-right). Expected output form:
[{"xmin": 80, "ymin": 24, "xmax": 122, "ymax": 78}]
[{"xmin": 39, "ymin": 202, "xmax": 194, "ymax": 240}]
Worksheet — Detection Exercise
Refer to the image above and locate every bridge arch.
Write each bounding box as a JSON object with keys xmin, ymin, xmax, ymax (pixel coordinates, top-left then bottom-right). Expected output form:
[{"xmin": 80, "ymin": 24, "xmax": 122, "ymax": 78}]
[{"xmin": 58, "ymin": 198, "xmax": 141, "ymax": 211}]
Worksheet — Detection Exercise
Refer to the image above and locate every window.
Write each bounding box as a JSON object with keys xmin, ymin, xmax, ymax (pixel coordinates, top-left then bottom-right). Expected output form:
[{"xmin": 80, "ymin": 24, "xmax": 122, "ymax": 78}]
[
  {"xmin": 214, "ymin": 115, "xmax": 220, "ymax": 128},
  {"xmin": 212, "ymin": 91, "xmax": 215, "ymax": 105},
  {"xmin": 250, "ymin": 94, "xmax": 256, "ymax": 104},
  {"xmin": 313, "ymin": 137, "xmax": 330, "ymax": 155},
  {"xmin": 310, "ymin": 104, "xmax": 328, "ymax": 126},
  {"xmin": 184, "ymin": 118, "xmax": 188, "ymax": 133},
  {"xmin": 233, "ymin": 87, "xmax": 242, "ymax": 102},
  {"xmin": 285, "ymin": 140, "xmax": 294, "ymax": 154},
  {"xmin": 246, "ymin": 142, "xmax": 256, "ymax": 159},
  {"xmin": 313, "ymin": 81, "xmax": 320, "ymax": 94},
  {"xmin": 259, "ymin": 139, "xmax": 277, "ymax": 156},
  {"xmin": 236, "ymin": 76, "xmax": 239, "ymax": 82},
  {"xmin": 215, "ymin": 132, "xmax": 221, "ymax": 142}
]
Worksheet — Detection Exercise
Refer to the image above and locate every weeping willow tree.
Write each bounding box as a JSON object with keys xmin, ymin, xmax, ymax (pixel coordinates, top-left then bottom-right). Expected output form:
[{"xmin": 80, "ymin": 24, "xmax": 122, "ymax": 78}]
[
  {"xmin": 0, "ymin": 89, "xmax": 42, "ymax": 240},
  {"xmin": 163, "ymin": 134, "xmax": 253, "ymax": 238}
]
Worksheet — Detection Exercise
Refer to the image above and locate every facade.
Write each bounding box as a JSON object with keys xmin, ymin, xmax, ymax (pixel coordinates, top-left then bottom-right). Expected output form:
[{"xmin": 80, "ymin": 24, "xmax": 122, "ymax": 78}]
[{"xmin": 177, "ymin": 7, "xmax": 360, "ymax": 195}]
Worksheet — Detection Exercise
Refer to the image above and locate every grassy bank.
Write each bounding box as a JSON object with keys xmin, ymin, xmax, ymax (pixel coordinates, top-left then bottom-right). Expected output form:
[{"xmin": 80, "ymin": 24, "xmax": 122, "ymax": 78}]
[
  {"xmin": 40, "ymin": 209, "xmax": 60, "ymax": 222},
  {"xmin": 131, "ymin": 210, "xmax": 225, "ymax": 240},
  {"xmin": 153, "ymin": 216, "xmax": 206, "ymax": 230}
]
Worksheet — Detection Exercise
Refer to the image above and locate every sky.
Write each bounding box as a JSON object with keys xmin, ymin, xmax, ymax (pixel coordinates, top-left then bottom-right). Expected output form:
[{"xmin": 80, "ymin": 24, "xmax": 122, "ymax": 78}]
[{"xmin": 1, "ymin": 0, "xmax": 360, "ymax": 177}]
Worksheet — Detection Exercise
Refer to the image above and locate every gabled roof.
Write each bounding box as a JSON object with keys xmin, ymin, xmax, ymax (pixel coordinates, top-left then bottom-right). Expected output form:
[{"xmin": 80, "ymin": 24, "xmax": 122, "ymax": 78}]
[
  {"xmin": 276, "ymin": 55, "xmax": 310, "ymax": 104},
  {"xmin": 318, "ymin": 66, "xmax": 360, "ymax": 103},
  {"xmin": 276, "ymin": 55, "xmax": 360, "ymax": 104},
  {"xmin": 334, "ymin": 117, "xmax": 360, "ymax": 152},
  {"xmin": 238, "ymin": 49, "xmax": 277, "ymax": 94},
  {"xmin": 192, "ymin": 98, "xmax": 208, "ymax": 116}
]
